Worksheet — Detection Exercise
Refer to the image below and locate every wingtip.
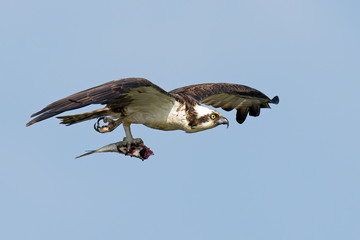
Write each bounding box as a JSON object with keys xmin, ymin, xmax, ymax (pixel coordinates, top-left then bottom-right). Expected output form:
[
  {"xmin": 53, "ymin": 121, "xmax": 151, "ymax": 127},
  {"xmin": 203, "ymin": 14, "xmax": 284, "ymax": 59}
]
[{"xmin": 271, "ymin": 96, "xmax": 279, "ymax": 104}]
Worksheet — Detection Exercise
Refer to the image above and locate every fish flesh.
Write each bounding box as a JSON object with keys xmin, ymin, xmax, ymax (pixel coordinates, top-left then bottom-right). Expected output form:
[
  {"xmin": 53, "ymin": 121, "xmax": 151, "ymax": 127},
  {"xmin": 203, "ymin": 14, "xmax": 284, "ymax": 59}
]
[{"xmin": 76, "ymin": 141, "xmax": 154, "ymax": 161}]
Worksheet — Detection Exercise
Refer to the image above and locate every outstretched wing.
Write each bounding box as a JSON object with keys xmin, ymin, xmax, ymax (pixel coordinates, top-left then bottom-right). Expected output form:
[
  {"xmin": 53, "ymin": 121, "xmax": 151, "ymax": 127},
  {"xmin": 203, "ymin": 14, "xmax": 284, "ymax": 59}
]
[
  {"xmin": 26, "ymin": 78, "xmax": 174, "ymax": 126},
  {"xmin": 169, "ymin": 83, "xmax": 279, "ymax": 124}
]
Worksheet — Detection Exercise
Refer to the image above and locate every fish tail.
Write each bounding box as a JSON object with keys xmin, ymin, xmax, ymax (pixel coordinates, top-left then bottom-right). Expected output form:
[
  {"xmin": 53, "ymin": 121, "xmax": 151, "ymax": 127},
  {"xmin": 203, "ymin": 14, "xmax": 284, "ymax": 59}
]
[{"xmin": 75, "ymin": 150, "xmax": 97, "ymax": 159}]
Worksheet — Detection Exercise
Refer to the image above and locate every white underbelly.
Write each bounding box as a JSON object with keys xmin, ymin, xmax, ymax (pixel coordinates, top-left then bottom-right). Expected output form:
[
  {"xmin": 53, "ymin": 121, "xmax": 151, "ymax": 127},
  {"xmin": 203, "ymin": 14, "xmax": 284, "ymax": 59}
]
[{"xmin": 123, "ymin": 101, "xmax": 188, "ymax": 131}]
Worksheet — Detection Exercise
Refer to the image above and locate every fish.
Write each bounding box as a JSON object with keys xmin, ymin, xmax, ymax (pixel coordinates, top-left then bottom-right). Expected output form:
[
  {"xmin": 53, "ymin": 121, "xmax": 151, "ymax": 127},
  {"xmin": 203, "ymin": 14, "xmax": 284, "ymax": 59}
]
[{"xmin": 76, "ymin": 141, "xmax": 154, "ymax": 161}]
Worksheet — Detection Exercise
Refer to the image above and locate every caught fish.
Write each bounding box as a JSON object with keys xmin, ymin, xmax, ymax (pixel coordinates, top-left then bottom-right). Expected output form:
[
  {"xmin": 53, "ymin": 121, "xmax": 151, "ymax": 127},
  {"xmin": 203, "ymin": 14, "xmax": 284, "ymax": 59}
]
[{"xmin": 76, "ymin": 141, "xmax": 154, "ymax": 161}]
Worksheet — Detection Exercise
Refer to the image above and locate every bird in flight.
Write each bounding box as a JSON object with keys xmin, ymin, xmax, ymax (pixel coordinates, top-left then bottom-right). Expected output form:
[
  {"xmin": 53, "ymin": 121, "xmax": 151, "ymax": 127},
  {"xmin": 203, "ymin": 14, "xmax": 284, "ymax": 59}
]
[{"xmin": 26, "ymin": 78, "xmax": 279, "ymax": 158}]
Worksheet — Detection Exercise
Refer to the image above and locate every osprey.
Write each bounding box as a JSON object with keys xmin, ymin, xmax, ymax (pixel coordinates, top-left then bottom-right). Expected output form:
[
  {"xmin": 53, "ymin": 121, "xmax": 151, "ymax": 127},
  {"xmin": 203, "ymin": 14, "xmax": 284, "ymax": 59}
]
[{"xmin": 26, "ymin": 78, "xmax": 279, "ymax": 154}]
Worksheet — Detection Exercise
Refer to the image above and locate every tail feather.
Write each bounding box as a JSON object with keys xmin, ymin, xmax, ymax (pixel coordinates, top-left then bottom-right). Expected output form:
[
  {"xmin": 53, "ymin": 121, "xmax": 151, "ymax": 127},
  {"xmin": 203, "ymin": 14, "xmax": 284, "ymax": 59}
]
[{"xmin": 56, "ymin": 108, "xmax": 111, "ymax": 126}]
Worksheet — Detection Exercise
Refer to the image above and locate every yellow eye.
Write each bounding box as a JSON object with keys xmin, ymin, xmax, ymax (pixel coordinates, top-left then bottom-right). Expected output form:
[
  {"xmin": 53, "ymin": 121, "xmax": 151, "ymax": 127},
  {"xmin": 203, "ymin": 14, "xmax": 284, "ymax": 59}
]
[{"xmin": 210, "ymin": 114, "xmax": 217, "ymax": 120}]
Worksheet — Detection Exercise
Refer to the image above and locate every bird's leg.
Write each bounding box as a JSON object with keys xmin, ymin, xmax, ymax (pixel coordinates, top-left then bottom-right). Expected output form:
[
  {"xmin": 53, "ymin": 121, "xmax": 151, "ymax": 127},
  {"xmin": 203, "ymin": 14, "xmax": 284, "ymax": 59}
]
[
  {"xmin": 121, "ymin": 123, "xmax": 143, "ymax": 153},
  {"xmin": 94, "ymin": 117, "xmax": 122, "ymax": 133}
]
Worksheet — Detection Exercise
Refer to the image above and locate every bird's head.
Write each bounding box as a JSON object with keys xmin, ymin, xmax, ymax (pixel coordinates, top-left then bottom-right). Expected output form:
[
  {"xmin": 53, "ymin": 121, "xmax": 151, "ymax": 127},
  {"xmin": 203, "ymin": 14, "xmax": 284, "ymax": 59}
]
[{"xmin": 186, "ymin": 105, "xmax": 229, "ymax": 133}]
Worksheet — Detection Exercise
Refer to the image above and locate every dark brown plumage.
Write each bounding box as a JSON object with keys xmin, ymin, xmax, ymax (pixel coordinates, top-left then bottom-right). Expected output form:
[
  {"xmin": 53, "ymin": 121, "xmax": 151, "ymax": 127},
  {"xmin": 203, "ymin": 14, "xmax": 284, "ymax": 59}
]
[
  {"xmin": 26, "ymin": 78, "xmax": 278, "ymax": 127},
  {"xmin": 26, "ymin": 78, "xmax": 169, "ymax": 126},
  {"xmin": 170, "ymin": 83, "xmax": 279, "ymax": 124}
]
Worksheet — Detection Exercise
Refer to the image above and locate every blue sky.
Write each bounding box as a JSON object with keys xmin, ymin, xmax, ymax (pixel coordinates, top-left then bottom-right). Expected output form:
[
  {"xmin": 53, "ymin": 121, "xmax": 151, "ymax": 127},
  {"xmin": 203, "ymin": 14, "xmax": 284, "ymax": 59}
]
[{"xmin": 1, "ymin": 0, "xmax": 359, "ymax": 239}]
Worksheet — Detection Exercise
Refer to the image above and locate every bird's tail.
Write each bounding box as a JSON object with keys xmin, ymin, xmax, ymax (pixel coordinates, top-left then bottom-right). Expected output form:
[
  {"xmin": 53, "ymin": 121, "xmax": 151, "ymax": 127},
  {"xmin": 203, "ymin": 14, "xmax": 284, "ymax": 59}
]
[{"xmin": 56, "ymin": 108, "xmax": 111, "ymax": 126}]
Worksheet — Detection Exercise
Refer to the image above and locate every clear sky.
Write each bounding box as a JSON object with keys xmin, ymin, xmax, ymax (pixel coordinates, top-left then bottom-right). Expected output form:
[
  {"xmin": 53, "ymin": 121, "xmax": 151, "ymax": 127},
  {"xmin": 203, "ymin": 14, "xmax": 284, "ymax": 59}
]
[{"xmin": 1, "ymin": 0, "xmax": 359, "ymax": 239}]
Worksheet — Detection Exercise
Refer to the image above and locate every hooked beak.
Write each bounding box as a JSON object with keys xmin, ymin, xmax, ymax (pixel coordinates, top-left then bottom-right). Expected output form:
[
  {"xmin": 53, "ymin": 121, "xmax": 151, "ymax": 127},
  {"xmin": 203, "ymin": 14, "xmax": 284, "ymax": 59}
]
[{"xmin": 216, "ymin": 116, "xmax": 229, "ymax": 128}]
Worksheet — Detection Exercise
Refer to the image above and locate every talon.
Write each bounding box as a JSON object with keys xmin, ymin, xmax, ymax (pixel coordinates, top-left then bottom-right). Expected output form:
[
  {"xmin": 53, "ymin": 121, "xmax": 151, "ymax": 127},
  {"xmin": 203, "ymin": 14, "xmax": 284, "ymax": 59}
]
[
  {"xmin": 94, "ymin": 117, "xmax": 103, "ymax": 132},
  {"xmin": 122, "ymin": 137, "xmax": 132, "ymax": 153},
  {"xmin": 102, "ymin": 117, "xmax": 109, "ymax": 123},
  {"xmin": 93, "ymin": 117, "xmax": 122, "ymax": 133},
  {"xmin": 98, "ymin": 117, "xmax": 105, "ymax": 123},
  {"xmin": 120, "ymin": 137, "xmax": 144, "ymax": 154},
  {"xmin": 94, "ymin": 119, "xmax": 108, "ymax": 133},
  {"xmin": 94, "ymin": 120, "xmax": 101, "ymax": 133}
]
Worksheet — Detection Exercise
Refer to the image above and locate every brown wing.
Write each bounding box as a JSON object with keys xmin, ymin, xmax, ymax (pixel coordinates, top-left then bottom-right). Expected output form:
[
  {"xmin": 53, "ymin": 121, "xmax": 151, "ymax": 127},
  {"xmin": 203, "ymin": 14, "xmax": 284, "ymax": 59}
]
[
  {"xmin": 169, "ymin": 83, "xmax": 279, "ymax": 124},
  {"xmin": 26, "ymin": 78, "xmax": 172, "ymax": 126}
]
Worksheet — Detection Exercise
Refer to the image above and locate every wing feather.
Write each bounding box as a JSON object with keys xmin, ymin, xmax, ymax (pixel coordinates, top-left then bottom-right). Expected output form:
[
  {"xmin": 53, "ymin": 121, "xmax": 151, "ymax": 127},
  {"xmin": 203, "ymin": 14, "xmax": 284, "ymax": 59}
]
[
  {"xmin": 169, "ymin": 83, "xmax": 279, "ymax": 124},
  {"xmin": 26, "ymin": 78, "xmax": 172, "ymax": 126}
]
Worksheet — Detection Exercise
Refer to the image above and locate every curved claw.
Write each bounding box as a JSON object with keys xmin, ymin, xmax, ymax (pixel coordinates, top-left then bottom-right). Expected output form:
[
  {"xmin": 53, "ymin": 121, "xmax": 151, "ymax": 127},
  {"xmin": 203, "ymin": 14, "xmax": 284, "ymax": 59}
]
[
  {"xmin": 94, "ymin": 121, "xmax": 100, "ymax": 133},
  {"xmin": 94, "ymin": 117, "xmax": 123, "ymax": 133},
  {"xmin": 94, "ymin": 117, "xmax": 106, "ymax": 133},
  {"xmin": 98, "ymin": 117, "xmax": 105, "ymax": 122}
]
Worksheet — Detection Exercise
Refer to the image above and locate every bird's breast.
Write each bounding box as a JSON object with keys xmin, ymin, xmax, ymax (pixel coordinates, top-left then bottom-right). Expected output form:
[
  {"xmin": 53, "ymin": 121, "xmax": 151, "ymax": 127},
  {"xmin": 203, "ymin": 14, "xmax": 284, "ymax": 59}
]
[{"xmin": 124, "ymin": 101, "xmax": 189, "ymax": 131}]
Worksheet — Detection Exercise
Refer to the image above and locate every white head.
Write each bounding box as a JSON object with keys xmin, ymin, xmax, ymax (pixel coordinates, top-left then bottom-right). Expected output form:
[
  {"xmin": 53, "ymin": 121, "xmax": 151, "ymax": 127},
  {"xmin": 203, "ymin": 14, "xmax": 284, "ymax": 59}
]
[{"xmin": 185, "ymin": 105, "xmax": 229, "ymax": 133}]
